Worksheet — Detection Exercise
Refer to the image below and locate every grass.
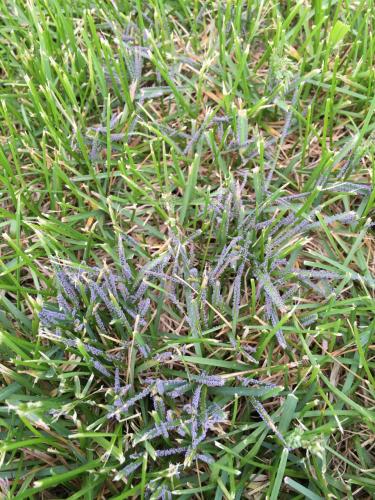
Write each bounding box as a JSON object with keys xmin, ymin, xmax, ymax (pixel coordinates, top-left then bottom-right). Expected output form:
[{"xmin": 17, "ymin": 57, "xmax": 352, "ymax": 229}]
[{"xmin": 0, "ymin": 0, "xmax": 374, "ymax": 498}]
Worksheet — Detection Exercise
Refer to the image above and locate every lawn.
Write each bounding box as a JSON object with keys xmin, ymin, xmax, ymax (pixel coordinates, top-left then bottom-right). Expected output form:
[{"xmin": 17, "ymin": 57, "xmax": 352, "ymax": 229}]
[{"xmin": 0, "ymin": 0, "xmax": 374, "ymax": 498}]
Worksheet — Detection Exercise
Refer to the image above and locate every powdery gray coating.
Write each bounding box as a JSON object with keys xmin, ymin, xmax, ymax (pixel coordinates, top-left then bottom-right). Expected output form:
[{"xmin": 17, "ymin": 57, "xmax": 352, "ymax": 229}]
[{"xmin": 92, "ymin": 359, "xmax": 111, "ymax": 377}]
